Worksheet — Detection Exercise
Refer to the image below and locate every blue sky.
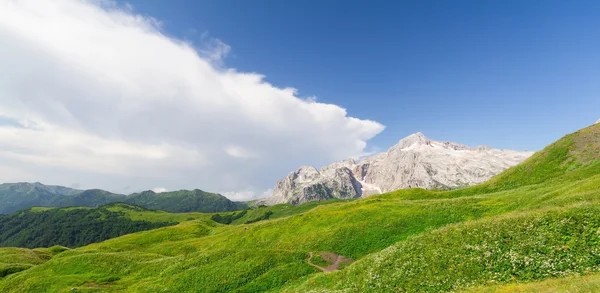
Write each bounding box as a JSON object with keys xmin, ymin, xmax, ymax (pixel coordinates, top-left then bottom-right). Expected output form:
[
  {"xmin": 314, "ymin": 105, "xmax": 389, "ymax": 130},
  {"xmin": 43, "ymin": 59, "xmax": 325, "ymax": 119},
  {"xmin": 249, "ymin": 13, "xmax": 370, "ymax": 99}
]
[
  {"xmin": 0, "ymin": 0, "xmax": 598, "ymax": 197},
  {"xmin": 123, "ymin": 0, "xmax": 599, "ymax": 151}
]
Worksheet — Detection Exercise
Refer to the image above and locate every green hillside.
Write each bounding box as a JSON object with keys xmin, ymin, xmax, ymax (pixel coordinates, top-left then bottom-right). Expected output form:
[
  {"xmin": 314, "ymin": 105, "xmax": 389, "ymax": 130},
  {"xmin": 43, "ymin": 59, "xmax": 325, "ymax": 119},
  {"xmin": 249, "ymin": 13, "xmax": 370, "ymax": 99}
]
[
  {"xmin": 1, "ymin": 124, "xmax": 600, "ymax": 292},
  {"xmin": 0, "ymin": 246, "xmax": 68, "ymax": 278},
  {"xmin": 0, "ymin": 203, "xmax": 209, "ymax": 249},
  {"xmin": 211, "ymin": 199, "xmax": 346, "ymax": 225},
  {"xmin": 125, "ymin": 189, "xmax": 247, "ymax": 213},
  {"xmin": 285, "ymin": 204, "xmax": 600, "ymax": 292}
]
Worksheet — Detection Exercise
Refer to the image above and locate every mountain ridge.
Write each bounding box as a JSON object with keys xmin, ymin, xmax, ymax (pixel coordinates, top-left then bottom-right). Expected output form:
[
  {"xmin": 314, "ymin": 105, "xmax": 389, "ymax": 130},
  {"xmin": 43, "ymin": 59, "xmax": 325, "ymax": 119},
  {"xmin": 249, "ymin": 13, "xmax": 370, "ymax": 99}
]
[
  {"xmin": 0, "ymin": 183, "xmax": 247, "ymax": 214},
  {"xmin": 261, "ymin": 132, "xmax": 534, "ymax": 205}
]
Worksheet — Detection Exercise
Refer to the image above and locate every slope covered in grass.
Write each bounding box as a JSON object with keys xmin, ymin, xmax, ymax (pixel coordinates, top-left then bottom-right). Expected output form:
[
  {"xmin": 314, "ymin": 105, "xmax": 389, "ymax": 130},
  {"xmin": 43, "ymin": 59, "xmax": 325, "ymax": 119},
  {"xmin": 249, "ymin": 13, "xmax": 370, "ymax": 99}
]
[
  {"xmin": 284, "ymin": 204, "xmax": 600, "ymax": 292},
  {"xmin": 0, "ymin": 246, "xmax": 68, "ymax": 278},
  {"xmin": 101, "ymin": 202, "xmax": 212, "ymax": 222},
  {"xmin": 211, "ymin": 199, "xmax": 347, "ymax": 225},
  {"xmin": 1, "ymin": 124, "xmax": 600, "ymax": 292},
  {"xmin": 392, "ymin": 123, "xmax": 600, "ymax": 200},
  {"xmin": 4, "ymin": 173, "xmax": 600, "ymax": 292},
  {"xmin": 484, "ymin": 122, "xmax": 600, "ymax": 189}
]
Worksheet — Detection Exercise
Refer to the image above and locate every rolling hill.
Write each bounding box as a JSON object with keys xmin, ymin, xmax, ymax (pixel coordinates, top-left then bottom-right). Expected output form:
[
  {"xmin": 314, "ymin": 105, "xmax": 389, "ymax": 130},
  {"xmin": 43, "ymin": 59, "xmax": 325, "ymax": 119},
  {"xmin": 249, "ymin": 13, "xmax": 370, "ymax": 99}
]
[{"xmin": 1, "ymin": 123, "xmax": 600, "ymax": 292}]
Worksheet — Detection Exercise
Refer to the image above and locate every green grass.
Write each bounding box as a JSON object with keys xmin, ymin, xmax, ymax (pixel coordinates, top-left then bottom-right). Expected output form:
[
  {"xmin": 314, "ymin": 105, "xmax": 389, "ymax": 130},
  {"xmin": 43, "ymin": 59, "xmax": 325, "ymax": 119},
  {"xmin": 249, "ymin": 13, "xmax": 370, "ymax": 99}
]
[
  {"xmin": 310, "ymin": 253, "xmax": 329, "ymax": 267},
  {"xmin": 0, "ymin": 246, "xmax": 67, "ymax": 278},
  {"xmin": 26, "ymin": 203, "xmax": 211, "ymax": 223},
  {"xmin": 28, "ymin": 207, "xmax": 54, "ymax": 212},
  {"xmin": 461, "ymin": 272, "xmax": 600, "ymax": 292},
  {"xmin": 1, "ymin": 124, "xmax": 600, "ymax": 292},
  {"xmin": 102, "ymin": 202, "xmax": 212, "ymax": 223},
  {"xmin": 210, "ymin": 199, "xmax": 348, "ymax": 225},
  {"xmin": 284, "ymin": 204, "xmax": 600, "ymax": 292}
]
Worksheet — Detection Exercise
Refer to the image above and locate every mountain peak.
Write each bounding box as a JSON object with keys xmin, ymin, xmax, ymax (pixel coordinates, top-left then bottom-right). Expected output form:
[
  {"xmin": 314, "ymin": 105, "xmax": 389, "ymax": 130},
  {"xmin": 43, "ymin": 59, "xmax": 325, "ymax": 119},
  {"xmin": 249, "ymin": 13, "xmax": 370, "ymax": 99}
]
[
  {"xmin": 410, "ymin": 132, "xmax": 427, "ymax": 139},
  {"xmin": 396, "ymin": 132, "xmax": 431, "ymax": 149},
  {"xmin": 290, "ymin": 166, "xmax": 320, "ymax": 183},
  {"xmin": 296, "ymin": 165, "xmax": 319, "ymax": 174}
]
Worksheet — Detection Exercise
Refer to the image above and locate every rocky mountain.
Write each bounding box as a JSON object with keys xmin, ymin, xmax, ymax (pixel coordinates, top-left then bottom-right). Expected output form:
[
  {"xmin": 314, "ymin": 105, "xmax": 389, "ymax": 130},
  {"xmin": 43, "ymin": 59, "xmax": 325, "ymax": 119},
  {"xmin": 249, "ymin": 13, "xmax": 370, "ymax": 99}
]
[
  {"xmin": 261, "ymin": 132, "xmax": 534, "ymax": 205},
  {"xmin": 0, "ymin": 183, "xmax": 246, "ymax": 214}
]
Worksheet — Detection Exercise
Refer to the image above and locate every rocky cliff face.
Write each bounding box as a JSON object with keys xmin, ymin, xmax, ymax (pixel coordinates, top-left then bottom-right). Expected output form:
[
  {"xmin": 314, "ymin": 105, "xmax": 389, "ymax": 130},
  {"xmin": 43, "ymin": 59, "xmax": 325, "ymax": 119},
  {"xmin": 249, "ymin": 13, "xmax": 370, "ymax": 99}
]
[
  {"xmin": 260, "ymin": 133, "xmax": 534, "ymax": 205},
  {"xmin": 263, "ymin": 165, "xmax": 362, "ymax": 205}
]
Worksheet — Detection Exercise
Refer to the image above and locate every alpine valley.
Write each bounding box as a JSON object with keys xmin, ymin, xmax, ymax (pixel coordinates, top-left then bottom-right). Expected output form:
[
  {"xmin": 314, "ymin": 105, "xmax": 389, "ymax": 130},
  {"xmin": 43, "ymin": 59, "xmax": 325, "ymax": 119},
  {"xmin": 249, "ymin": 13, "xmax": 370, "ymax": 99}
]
[{"xmin": 2, "ymin": 123, "xmax": 600, "ymax": 292}]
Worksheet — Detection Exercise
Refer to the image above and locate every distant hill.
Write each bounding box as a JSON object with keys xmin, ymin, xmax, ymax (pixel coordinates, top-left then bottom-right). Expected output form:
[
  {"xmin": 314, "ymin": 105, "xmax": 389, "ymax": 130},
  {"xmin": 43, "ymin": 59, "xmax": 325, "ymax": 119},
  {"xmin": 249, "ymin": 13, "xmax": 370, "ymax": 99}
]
[
  {"xmin": 125, "ymin": 190, "xmax": 247, "ymax": 213},
  {"xmin": 0, "ymin": 182, "xmax": 81, "ymax": 214},
  {"xmin": 0, "ymin": 183, "xmax": 247, "ymax": 214},
  {"xmin": 52, "ymin": 189, "xmax": 127, "ymax": 208},
  {"xmin": 0, "ymin": 203, "xmax": 209, "ymax": 249}
]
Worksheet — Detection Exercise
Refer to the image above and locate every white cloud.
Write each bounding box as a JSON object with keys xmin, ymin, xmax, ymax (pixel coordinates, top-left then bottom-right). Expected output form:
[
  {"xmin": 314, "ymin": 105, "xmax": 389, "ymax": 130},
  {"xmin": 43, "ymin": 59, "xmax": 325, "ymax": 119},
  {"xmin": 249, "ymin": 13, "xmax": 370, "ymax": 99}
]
[
  {"xmin": 222, "ymin": 189, "xmax": 273, "ymax": 202},
  {"xmin": 151, "ymin": 187, "xmax": 168, "ymax": 193},
  {"xmin": 0, "ymin": 0, "xmax": 384, "ymax": 201},
  {"xmin": 225, "ymin": 145, "xmax": 257, "ymax": 159},
  {"xmin": 197, "ymin": 32, "xmax": 232, "ymax": 64}
]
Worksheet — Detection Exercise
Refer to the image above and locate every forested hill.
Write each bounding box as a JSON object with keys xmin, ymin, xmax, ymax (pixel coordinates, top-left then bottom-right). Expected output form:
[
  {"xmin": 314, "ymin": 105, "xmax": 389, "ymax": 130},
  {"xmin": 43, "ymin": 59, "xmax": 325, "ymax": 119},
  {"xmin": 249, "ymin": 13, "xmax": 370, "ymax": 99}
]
[
  {"xmin": 125, "ymin": 189, "xmax": 247, "ymax": 213},
  {"xmin": 0, "ymin": 203, "xmax": 207, "ymax": 249}
]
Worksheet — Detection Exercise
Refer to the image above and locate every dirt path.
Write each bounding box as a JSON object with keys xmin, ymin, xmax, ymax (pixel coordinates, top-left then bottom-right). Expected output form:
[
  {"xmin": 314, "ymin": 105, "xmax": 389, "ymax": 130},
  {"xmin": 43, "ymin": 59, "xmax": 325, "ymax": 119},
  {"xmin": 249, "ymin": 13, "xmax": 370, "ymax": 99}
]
[{"xmin": 306, "ymin": 252, "xmax": 353, "ymax": 273}]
